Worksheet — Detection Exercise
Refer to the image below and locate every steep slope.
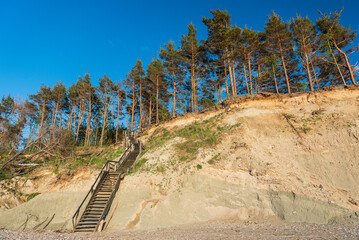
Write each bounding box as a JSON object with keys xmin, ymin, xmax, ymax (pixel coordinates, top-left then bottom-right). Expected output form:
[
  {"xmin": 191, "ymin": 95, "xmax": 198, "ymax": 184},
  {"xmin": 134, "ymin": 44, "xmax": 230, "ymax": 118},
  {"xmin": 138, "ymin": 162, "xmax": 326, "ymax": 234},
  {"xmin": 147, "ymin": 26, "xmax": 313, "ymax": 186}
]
[{"xmin": 106, "ymin": 86, "xmax": 359, "ymax": 230}]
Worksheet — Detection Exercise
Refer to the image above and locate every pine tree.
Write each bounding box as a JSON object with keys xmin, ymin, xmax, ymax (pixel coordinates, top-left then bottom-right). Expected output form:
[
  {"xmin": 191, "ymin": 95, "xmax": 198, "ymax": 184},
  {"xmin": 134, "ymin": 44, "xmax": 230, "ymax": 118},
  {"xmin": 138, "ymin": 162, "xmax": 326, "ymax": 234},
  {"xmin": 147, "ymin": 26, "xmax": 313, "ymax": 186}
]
[
  {"xmin": 50, "ymin": 81, "xmax": 66, "ymax": 136},
  {"xmin": 203, "ymin": 9, "xmax": 237, "ymax": 97},
  {"xmin": 159, "ymin": 40, "xmax": 184, "ymax": 117},
  {"xmin": 114, "ymin": 80, "xmax": 126, "ymax": 143},
  {"xmin": 264, "ymin": 12, "xmax": 297, "ymax": 93},
  {"xmin": 98, "ymin": 74, "xmax": 115, "ymax": 146},
  {"xmin": 290, "ymin": 16, "xmax": 318, "ymax": 91},
  {"xmin": 180, "ymin": 22, "xmax": 204, "ymax": 112},
  {"xmin": 147, "ymin": 59, "xmax": 166, "ymax": 124},
  {"xmin": 77, "ymin": 72, "xmax": 94, "ymax": 146},
  {"xmin": 316, "ymin": 8, "xmax": 357, "ymax": 85},
  {"xmin": 29, "ymin": 85, "xmax": 52, "ymax": 139},
  {"xmin": 126, "ymin": 60, "xmax": 144, "ymax": 132},
  {"xmin": 235, "ymin": 27, "xmax": 263, "ymax": 94}
]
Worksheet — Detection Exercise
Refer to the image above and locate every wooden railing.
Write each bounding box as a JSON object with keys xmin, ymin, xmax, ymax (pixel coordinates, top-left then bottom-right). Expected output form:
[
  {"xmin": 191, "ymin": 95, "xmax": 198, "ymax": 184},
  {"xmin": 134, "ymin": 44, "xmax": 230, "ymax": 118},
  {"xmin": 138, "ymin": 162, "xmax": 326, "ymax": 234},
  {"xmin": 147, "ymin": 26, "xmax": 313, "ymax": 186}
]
[
  {"xmin": 95, "ymin": 170, "xmax": 122, "ymax": 231},
  {"xmin": 72, "ymin": 129, "xmax": 145, "ymax": 231},
  {"xmin": 72, "ymin": 145, "xmax": 131, "ymax": 228}
]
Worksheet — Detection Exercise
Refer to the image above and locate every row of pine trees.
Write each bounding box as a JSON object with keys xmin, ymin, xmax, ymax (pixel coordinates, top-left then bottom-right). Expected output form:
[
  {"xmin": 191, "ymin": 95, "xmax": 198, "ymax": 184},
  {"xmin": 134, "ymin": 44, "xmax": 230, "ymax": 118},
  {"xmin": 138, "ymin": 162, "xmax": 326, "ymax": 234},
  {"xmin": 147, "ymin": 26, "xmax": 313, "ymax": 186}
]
[{"xmin": 0, "ymin": 9, "xmax": 357, "ymax": 152}]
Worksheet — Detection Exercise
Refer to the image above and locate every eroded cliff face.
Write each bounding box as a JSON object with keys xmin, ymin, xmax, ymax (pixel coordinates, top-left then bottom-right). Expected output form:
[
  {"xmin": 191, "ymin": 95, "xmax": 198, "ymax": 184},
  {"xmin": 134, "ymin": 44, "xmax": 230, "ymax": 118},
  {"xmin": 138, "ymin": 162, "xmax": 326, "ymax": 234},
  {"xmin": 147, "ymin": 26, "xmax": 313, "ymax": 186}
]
[
  {"xmin": 107, "ymin": 87, "xmax": 359, "ymax": 230},
  {"xmin": 1, "ymin": 87, "xmax": 359, "ymax": 231}
]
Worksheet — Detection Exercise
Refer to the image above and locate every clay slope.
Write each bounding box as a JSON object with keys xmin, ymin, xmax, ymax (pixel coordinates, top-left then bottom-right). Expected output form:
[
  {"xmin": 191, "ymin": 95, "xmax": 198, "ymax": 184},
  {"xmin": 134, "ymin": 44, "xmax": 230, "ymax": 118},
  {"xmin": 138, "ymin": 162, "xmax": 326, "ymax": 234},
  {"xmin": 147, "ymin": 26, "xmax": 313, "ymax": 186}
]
[{"xmin": 107, "ymin": 87, "xmax": 359, "ymax": 230}]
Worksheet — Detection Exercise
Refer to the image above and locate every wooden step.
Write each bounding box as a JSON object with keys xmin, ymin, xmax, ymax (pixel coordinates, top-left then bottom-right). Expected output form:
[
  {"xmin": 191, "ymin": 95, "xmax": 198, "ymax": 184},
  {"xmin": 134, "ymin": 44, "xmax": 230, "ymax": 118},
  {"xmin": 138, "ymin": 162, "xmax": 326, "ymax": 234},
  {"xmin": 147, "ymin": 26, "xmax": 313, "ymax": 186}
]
[{"xmin": 75, "ymin": 225, "xmax": 96, "ymax": 229}]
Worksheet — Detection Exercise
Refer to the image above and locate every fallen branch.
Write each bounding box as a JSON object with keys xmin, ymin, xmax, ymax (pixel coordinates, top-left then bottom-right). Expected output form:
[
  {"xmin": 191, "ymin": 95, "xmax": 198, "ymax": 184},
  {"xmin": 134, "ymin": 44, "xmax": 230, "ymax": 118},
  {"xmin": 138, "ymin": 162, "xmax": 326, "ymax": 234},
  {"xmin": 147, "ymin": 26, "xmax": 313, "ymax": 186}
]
[
  {"xmin": 33, "ymin": 217, "xmax": 48, "ymax": 230},
  {"xmin": 43, "ymin": 214, "xmax": 55, "ymax": 230}
]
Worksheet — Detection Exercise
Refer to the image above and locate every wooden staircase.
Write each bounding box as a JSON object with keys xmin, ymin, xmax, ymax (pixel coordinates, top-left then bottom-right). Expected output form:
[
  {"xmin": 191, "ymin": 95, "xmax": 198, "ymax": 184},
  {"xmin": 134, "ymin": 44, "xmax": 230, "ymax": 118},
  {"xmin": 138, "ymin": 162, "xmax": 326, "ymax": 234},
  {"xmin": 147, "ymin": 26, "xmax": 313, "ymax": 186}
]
[
  {"xmin": 73, "ymin": 171, "xmax": 122, "ymax": 232},
  {"xmin": 73, "ymin": 134, "xmax": 143, "ymax": 232}
]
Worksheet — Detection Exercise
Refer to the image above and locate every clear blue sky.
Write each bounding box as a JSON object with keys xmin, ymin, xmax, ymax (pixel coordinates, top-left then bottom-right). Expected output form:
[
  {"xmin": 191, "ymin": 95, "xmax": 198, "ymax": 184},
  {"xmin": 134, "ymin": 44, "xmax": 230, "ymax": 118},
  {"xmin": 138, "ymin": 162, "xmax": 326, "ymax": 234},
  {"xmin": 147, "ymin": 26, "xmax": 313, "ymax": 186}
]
[{"xmin": 1, "ymin": 0, "xmax": 358, "ymax": 99}]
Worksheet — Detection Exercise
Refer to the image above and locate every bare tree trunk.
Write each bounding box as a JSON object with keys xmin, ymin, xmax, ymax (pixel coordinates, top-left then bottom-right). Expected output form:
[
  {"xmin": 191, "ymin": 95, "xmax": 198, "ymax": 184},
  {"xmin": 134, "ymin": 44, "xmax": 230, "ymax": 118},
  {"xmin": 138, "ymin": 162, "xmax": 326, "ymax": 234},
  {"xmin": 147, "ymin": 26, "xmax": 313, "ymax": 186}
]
[{"xmin": 333, "ymin": 40, "xmax": 357, "ymax": 85}]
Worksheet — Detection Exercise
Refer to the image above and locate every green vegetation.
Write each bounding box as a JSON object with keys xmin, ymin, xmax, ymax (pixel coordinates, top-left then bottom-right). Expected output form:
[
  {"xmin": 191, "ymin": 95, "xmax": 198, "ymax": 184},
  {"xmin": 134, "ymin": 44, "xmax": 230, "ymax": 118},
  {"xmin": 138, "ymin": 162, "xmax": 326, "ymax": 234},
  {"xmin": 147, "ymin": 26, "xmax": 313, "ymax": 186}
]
[
  {"xmin": 136, "ymin": 158, "xmax": 149, "ymax": 168},
  {"xmin": 156, "ymin": 165, "xmax": 166, "ymax": 173},
  {"xmin": 26, "ymin": 192, "xmax": 41, "ymax": 201},
  {"xmin": 66, "ymin": 147, "xmax": 125, "ymax": 170},
  {"xmin": 208, "ymin": 153, "xmax": 221, "ymax": 165},
  {"xmin": 146, "ymin": 115, "xmax": 242, "ymax": 164}
]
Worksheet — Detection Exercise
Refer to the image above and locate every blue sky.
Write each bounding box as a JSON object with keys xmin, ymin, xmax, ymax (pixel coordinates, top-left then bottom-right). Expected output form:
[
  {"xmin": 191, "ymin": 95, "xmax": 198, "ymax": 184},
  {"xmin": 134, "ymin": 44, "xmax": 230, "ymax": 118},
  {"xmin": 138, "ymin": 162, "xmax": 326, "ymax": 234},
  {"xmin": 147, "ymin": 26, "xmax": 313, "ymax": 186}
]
[{"xmin": 0, "ymin": 0, "xmax": 358, "ymax": 99}]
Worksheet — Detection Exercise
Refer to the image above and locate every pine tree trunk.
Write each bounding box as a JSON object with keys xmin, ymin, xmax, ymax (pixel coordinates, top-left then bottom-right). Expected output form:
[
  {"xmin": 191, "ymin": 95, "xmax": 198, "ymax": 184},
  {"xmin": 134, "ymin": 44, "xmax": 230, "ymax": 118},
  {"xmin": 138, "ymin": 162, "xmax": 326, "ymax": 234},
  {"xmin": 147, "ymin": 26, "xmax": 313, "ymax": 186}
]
[
  {"xmin": 139, "ymin": 77, "xmax": 142, "ymax": 130},
  {"xmin": 243, "ymin": 64, "xmax": 250, "ymax": 94},
  {"xmin": 131, "ymin": 82, "xmax": 135, "ymax": 133},
  {"xmin": 76, "ymin": 101, "xmax": 84, "ymax": 143},
  {"xmin": 58, "ymin": 108, "xmax": 63, "ymax": 132},
  {"xmin": 156, "ymin": 75, "xmax": 159, "ymax": 124},
  {"xmin": 50, "ymin": 101, "xmax": 59, "ymax": 137},
  {"xmin": 67, "ymin": 106, "xmax": 73, "ymax": 131},
  {"xmin": 256, "ymin": 64, "xmax": 261, "ymax": 93},
  {"xmin": 172, "ymin": 72, "xmax": 177, "ymax": 117},
  {"xmin": 218, "ymin": 84, "xmax": 223, "ymax": 102},
  {"xmin": 328, "ymin": 41, "xmax": 346, "ymax": 85},
  {"xmin": 73, "ymin": 105, "xmax": 78, "ymax": 138},
  {"xmin": 304, "ymin": 52, "xmax": 314, "ymax": 91},
  {"xmin": 272, "ymin": 65, "xmax": 279, "ymax": 94},
  {"xmin": 228, "ymin": 59, "xmax": 235, "ymax": 97},
  {"xmin": 310, "ymin": 60, "xmax": 319, "ymax": 90},
  {"xmin": 279, "ymin": 44, "xmax": 291, "ymax": 94},
  {"xmin": 38, "ymin": 99, "xmax": 46, "ymax": 138},
  {"xmin": 225, "ymin": 48, "xmax": 235, "ymax": 97},
  {"xmin": 148, "ymin": 97, "xmax": 152, "ymax": 127},
  {"xmin": 232, "ymin": 60, "xmax": 237, "ymax": 96},
  {"xmin": 85, "ymin": 97, "xmax": 92, "ymax": 146},
  {"xmin": 191, "ymin": 62, "xmax": 195, "ymax": 112},
  {"xmin": 224, "ymin": 62, "xmax": 229, "ymax": 98},
  {"xmin": 116, "ymin": 94, "xmax": 120, "ymax": 143},
  {"xmin": 100, "ymin": 107, "xmax": 108, "ymax": 146},
  {"xmin": 333, "ymin": 40, "xmax": 357, "ymax": 85},
  {"xmin": 248, "ymin": 56, "xmax": 253, "ymax": 94}
]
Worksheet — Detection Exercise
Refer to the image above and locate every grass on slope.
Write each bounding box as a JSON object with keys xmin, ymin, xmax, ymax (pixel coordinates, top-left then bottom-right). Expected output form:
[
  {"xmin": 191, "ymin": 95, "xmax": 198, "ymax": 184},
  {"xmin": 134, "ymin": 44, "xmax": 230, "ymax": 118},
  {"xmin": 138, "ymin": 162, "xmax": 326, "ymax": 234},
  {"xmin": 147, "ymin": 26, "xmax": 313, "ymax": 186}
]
[{"xmin": 146, "ymin": 114, "xmax": 241, "ymax": 161}]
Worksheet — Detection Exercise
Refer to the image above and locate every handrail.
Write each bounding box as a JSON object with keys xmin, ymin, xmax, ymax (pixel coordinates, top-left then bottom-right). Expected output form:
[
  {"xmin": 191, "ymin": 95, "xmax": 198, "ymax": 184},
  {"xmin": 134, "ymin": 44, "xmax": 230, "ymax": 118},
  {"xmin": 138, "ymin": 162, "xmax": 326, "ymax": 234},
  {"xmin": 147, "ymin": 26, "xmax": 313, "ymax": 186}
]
[
  {"xmin": 127, "ymin": 139, "xmax": 145, "ymax": 174},
  {"xmin": 72, "ymin": 145, "xmax": 131, "ymax": 228},
  {"xmin": 95, "ymin": 169, "xmax": 123, "ymax": 232}
]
